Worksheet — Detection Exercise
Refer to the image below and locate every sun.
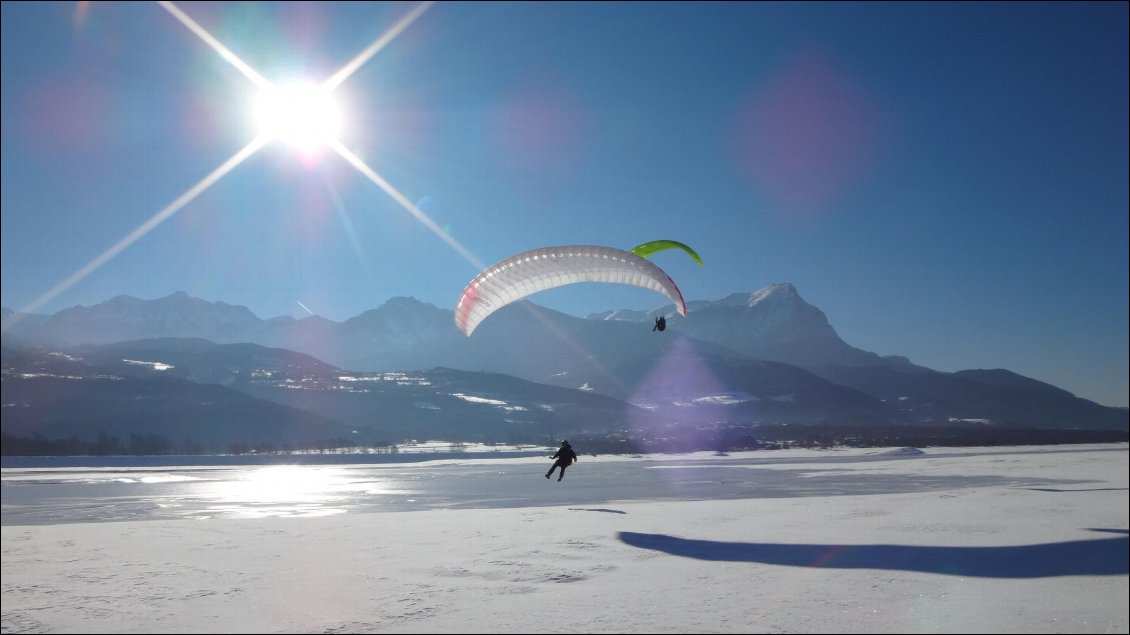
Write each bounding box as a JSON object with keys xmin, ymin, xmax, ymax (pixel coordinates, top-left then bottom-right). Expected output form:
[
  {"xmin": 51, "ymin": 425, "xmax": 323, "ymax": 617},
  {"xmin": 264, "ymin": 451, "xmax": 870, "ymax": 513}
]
[{"xmin": 254, "ymin": 81, "xmax": 344, "ymax": 152}]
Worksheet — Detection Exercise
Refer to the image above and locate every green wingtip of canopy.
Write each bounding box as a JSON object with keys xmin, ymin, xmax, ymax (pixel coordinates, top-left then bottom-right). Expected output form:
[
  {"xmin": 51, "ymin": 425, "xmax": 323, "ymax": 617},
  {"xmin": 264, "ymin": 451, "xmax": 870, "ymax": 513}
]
[{"xmin": 630, "ymin": 240, "xmax": 703, "ymax": 266}]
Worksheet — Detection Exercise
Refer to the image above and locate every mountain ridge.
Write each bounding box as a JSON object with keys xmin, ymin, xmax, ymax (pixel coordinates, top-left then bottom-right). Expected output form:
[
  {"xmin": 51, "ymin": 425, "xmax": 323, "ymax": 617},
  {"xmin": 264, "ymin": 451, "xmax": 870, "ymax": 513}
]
[{"xmin": 3, "ymin": 287, "xmax": 1126, "ymax": 432}]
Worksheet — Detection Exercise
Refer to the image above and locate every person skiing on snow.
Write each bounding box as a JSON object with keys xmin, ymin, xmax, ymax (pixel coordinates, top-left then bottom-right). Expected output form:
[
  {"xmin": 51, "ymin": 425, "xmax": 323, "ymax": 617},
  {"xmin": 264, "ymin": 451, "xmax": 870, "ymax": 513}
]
[{"xmin": 545, "ymin": 440, "xmax": 578, "ymax": 481}]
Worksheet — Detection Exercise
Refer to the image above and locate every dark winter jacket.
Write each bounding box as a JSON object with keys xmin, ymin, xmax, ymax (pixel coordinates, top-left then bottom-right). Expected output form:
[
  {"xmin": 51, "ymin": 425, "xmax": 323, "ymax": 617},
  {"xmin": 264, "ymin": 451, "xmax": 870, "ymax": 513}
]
[{"xmin": 552, "ymin": 444, "xmax": 578, "ymax": 466}]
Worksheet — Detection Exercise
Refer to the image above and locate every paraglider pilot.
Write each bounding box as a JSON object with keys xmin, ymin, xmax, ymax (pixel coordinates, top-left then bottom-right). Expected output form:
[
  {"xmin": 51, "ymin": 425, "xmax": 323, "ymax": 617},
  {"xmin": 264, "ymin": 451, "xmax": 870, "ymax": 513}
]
[
  {"xmin": 546, "ymin": 440, "xmax": 578, "ymax": 481},
  {"xmin": 652, "ymin": 315, "xmax": 666, "ymax": 332}
]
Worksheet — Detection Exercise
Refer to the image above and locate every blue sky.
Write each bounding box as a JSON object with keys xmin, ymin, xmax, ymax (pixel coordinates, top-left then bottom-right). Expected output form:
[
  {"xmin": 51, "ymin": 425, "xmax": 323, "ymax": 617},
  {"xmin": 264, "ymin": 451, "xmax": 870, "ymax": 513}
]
[{"xmin": 2, "ymin": 2, "xmax": 1127, "ymax": 407}]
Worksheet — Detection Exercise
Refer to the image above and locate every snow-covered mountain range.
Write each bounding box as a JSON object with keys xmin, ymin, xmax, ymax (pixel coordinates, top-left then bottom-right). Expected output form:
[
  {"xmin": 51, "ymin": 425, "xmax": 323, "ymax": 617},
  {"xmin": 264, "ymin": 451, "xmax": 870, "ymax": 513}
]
[
  {"xmin": 3, "ymin": 284, "xmax": 1127, "ymax": 440},
  {"xmin": 3, "ymin": 283, "xmax": 887, "ymax": 371}
]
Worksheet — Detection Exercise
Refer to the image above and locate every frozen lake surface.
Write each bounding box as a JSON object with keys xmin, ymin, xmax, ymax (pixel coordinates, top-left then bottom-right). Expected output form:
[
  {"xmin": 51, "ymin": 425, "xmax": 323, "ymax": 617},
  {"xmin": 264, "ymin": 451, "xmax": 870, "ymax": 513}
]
[
  {"xmin": 3, "ymin": 444, "xmax": 1126, "ymax": 634},
  {"xmin": 1, "ymin": 445, "xmax": 1116, "ymax": 525}
]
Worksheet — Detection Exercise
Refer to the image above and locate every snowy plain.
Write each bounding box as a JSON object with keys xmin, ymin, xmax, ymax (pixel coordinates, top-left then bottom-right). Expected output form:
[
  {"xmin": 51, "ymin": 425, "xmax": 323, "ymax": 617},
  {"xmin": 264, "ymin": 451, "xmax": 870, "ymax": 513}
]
[{"xmin": 2, "ymin": 443, "xmax": 1127, "ymax": 634}]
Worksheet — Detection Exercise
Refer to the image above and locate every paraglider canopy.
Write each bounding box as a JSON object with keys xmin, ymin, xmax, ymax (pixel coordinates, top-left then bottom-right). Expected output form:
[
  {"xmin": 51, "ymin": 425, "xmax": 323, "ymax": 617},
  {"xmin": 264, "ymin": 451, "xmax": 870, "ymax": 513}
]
[
  {"xmin": 454, "ymin": 245, "xmax": 687, "ymax": 336},
  {"xmin": 630, "ymin": 240, "xmax": 703, "ymax": 266}
]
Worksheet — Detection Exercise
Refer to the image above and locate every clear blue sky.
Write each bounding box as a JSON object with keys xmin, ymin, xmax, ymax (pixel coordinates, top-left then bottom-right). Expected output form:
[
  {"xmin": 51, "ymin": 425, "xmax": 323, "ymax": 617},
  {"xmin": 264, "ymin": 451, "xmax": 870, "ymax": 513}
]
[{"xmin": 2, "ymin": 2, "xmax": 1127, "ymax": 407}]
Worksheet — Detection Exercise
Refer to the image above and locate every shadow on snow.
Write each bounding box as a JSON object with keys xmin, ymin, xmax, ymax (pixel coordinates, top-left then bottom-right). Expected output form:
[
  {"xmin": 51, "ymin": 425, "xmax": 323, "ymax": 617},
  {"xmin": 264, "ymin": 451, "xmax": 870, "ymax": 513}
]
[{"xmin": 618, "ymin": 528, "xmax": 1129, "ymax": 578}]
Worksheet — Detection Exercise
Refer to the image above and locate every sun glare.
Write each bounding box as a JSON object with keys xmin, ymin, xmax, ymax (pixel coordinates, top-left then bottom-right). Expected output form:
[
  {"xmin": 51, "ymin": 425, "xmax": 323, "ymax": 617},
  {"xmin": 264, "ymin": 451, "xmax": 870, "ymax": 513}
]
[
  {"xmin": 254, "ymin": 82, "xmax": 343, "ymax": 151},
  {"xmin": 8, "ymin": 2, "xmax": 449, "ymax": 329}
]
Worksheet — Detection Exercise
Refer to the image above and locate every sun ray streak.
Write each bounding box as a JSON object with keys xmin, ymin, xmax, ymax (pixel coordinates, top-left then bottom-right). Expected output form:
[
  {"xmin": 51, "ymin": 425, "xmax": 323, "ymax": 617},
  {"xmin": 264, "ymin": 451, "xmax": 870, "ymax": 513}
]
[
  {"xmin": 2, "ymin": 136, "xmax": 269, "ymax": 331},
  {"xmin": 331, "ymin": 140, "xmax": 484, "ymax": 271},
  {"xmin": 321, "ymin": 1, "xmax": 436, "ymax": 91},
  {"xmin": 157, "ymin": 1, "xmax": 271, "ymax": 88},
  {"xmin": 323, "ymin": 172, "xmax": 369, "ymax": 268}
]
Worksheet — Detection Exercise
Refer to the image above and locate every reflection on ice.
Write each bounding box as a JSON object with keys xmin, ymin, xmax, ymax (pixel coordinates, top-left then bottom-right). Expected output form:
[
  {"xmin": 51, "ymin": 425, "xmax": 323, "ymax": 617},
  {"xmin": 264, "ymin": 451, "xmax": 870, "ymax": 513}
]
[
  {"xmin": 209, "ymin": 465, "xmax": 348, "ymax": 503},
  {"xmin": 137, "ymin": 475, "xmax": 200, "ymax": 484},
  {"xmin": 199, "ymin": 465, "xmax": 385, "ymax": 518},
  {"xmin": 0, "ymin": 462, "xmax": 425, "ymax": 524},
  {"xmin": 193, "ymin": 504, "xmax": 348, "ymax": 520}
]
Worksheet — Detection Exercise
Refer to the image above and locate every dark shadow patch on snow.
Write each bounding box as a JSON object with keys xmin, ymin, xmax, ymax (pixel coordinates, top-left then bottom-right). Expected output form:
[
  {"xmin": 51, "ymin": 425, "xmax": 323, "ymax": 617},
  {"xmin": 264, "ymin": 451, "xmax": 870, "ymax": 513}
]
[
  {"xmin": 1022, "ymin": 487, "xmax": 1128, "ymax": 493},
  {"xmin": 618, "ymin": 529, "xmax": 1128, "ymax": 578}
]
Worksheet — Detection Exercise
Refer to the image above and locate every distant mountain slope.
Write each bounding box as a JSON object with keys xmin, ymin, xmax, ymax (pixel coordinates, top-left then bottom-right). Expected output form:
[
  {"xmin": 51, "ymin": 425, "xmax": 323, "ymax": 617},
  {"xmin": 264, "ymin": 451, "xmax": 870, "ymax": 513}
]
[
  {"xmin": 2, "ymin": 294, "xmax": 454, "ymax": 368},
  {"xmin": 39, "ymin": 292, "xmax": 263, "ymax": 345},
  {"xmin": 541, "ymin": 334, "xmax": 896, "ymax": 427},
  {"xmin": 75, "ymin": 337, "xmax": 338, "ymax": 386},
  {"xmin": 350, "ymin": 301, "xmax": 750, "ymax": 385},
  {"xmin": 3, "ymin": 286, "xmax": 1125, "ymax": 432},
  {"xmin": 1, "ymin": 345, "xmax": 352, "ymax": 450},
  {"xmin": 808, "ymin": 364, "xmax": 1126, "ymax": 429},
  {"xmin": 588, "ymin": 283, "xmax": 891, "ymax": 368},
  {"xmin": 4, "ymin": 339, "xmax": 657, "ymax": 445},
  {"xmin": 236, "ymin": 365, "xmax": 653, "ymax": 443}
]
